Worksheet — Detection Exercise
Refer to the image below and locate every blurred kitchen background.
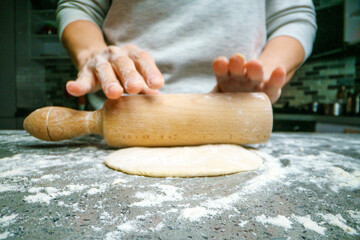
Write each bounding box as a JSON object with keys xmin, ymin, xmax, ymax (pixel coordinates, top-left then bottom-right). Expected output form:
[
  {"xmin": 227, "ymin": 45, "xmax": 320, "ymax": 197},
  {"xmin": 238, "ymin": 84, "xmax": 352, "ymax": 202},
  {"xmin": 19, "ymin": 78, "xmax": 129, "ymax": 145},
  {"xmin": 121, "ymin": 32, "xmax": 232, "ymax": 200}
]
[{"xmin": 0, "ymin": 0, "xmax": 359, "ymax": 132}]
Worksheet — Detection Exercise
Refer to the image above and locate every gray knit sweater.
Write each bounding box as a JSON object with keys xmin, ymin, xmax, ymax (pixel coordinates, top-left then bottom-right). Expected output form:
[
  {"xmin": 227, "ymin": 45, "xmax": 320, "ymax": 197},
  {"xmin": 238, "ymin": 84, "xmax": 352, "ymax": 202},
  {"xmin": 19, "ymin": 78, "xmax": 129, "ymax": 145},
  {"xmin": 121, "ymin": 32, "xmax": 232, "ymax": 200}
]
[{"xmin": 57, "ymin": 0, "xmax": 317, "ymax": 93}]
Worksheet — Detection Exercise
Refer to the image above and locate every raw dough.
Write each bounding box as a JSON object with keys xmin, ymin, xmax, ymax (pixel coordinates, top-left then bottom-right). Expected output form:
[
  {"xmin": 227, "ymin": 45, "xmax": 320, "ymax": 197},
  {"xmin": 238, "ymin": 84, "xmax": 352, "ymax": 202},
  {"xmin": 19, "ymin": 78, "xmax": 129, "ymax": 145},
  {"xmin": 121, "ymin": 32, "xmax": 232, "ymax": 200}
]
[{"xmin": 104, "ymin": 144, "xmax": 262, "ymax": 177}]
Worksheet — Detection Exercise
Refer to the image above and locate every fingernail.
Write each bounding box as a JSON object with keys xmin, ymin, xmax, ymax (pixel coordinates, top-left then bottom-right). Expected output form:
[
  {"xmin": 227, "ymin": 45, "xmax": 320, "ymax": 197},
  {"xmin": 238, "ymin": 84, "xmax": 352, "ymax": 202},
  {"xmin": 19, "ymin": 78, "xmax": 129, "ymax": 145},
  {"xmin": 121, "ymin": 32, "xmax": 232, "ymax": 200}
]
[
  {"xmin": 147, "ymin": 80, "xmax": 152, "ymax": 87},
  {"xmin": 106, "ymin": 83, "xmax": 117, "ymax": 94},
  {"xmin": 125, "ymin": 79, "xmax": 138, "ymax": 90}
]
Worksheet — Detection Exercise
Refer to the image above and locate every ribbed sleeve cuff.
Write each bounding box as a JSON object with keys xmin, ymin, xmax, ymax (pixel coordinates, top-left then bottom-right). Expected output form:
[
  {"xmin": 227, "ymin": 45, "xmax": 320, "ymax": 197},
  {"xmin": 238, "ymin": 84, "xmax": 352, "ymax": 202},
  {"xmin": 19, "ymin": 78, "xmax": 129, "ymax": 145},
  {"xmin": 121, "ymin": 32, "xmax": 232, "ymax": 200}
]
[
  {"xmin": 268, "ymin": 21, "xmax": 317, "ymax": 61},
  {"xmin": 56, "ymin": 9, "xmax": 101, "ymax": 41}
]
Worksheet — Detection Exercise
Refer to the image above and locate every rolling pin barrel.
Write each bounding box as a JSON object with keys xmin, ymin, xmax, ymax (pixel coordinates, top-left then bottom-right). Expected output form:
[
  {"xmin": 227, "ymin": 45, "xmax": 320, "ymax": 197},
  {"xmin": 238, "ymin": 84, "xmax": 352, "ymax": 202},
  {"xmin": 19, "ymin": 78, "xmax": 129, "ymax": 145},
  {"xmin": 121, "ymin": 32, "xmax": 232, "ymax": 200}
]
[{"xmin": 23, "ymin": 93, "xmax": 273, "ymax": 147}]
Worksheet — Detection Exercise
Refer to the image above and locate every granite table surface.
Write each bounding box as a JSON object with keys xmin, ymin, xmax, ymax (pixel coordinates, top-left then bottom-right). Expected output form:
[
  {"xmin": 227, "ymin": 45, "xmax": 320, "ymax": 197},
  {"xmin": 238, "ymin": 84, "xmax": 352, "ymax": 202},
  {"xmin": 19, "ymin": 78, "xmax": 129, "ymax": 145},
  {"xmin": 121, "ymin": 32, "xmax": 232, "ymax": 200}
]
[{"xmin": 0, "ymin": 130, "xmax": 359, "ymax": 239}]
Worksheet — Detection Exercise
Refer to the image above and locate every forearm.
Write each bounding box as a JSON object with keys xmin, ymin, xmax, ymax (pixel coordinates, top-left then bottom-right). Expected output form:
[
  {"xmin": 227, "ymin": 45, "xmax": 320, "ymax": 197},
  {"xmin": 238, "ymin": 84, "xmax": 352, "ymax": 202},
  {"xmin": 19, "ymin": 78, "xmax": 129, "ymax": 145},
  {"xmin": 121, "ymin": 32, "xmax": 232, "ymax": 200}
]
[
  {"xmin": 61, "ymin": 20, "xmax": 107, "ymax": 69},
  {"xmin": 258, "ymin": 36, "xmax": 305, "ymax": 83}
]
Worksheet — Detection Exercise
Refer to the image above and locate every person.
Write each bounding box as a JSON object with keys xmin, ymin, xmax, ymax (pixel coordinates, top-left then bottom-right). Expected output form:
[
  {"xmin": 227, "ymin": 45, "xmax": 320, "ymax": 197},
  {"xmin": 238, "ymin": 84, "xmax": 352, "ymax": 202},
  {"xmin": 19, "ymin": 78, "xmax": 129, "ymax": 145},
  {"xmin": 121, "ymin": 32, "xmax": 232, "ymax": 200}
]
[{"xmin": 56, "ymin": 0, "xmax": 317, "ymax": 104}]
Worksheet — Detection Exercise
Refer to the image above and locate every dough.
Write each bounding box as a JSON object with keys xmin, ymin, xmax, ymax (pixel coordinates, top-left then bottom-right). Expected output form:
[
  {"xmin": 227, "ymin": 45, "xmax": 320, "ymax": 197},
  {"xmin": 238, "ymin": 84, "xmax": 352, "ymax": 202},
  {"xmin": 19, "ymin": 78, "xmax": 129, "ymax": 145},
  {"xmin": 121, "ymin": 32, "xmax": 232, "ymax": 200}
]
[{"xmin": 104, "ymin": 144, "xmax": 262, "ymax": 177}]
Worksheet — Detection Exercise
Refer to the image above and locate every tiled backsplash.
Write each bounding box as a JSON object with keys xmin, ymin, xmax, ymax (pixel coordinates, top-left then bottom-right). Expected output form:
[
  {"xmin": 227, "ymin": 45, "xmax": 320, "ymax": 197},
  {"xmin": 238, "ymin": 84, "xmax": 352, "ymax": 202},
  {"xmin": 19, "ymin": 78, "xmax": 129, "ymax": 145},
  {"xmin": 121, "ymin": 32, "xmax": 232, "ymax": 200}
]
[
  {"xmin": 17, "ymin": 55, "xmax": 359, "ymax": 111},
  {"xmin": 16, "ymin": 61, "xmax": 78, "ymax": 110},
  {"xmin": 277, "ymin": 55, "xmax": 358, "ymax": 107},
  {"xmin": 44, "ymin": 62, "xmax": 78, "ymax": 107},
  {"xmin": 16, "ymin": 63, "xmax": 47, "ymax": 109}
]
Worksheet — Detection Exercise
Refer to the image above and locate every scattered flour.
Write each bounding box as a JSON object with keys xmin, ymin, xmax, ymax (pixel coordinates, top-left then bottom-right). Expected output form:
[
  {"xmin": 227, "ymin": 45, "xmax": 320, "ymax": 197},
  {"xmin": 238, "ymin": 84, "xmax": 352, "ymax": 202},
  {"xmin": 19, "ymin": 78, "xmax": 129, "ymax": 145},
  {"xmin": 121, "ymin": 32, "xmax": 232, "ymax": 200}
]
[
  {"xmin": 319, "ymin": 213, "xmax": 358, "ymax": 235},
  {"xmin": 256, "ymin": 215, "xmax": 293, "ymax": 230},
  {"xmin": 117, "ymin": 220, "xmax": 137, "ymax": 232},
  {"xmin": 165, "ymin": 208, "xmax": 178, "ymax": 214},
  {"xmin": 0, "ymin": 169, "xmax": 25, "ymax": 178},
  {"xmin": 131, "ymin": 184, "xmax": 182, "ymax": 207},
  {"xmin": 179, "ymin": 207, "xmax": 216, "ymax": 222},
  {"xmin": 24, "ymin": 192, "xmax": 52, "ymax": 204},
  {"xmin": 31, "ymin": 174, "xmax": 61, "ymax": 182},
  {"xmin": 0, "ymin": 231, "xmax": 10, "ymax": 240},
  {"xmin": 112, "ymin": 178, "xmax": 128, "ymax": 185},
  {"xmin": 0, "ymin": 214, "xmax": 18, "ymax": 227},
  {"xmin": 87, "ymin": 184, "xmax": 107, "ymax": 195},
  {"xmin": 0, "ymin": 184, "xmax": 19, "ymax": 193},
  {"xmin": 67, "ymin": 184, "xmax": 88, "ymax": 192},
  {"xmin": 328, "ymin": 167, "xmax": 360, "ymax": 191},
  {"xmin": 87, "ymin": 188, "xmax": 102, "ymax": 195},
  {"xmin": 25, "ymin": 184, "xmax": 91, "ymax": 205},
  {"xmin": 203, "ymin": 95, "xmax": 211, "ymax": 99},
  {"xmin": 347, "ymin": 210, "xmax": 360, "ymax": 223},
  {"xmin": 250, "ymin": 92, "xmax": 266, "ymax": 100},
  {"xmin": 149, "ymin": 222, "xmax": 164, "ymax": 232},
  {"xmin": 292, "ymin": 214, "xmax": 326, "ymax": 235},
  {"xmin": 239, "ymin": 220, "xmax": 249, "ymax": 227}
]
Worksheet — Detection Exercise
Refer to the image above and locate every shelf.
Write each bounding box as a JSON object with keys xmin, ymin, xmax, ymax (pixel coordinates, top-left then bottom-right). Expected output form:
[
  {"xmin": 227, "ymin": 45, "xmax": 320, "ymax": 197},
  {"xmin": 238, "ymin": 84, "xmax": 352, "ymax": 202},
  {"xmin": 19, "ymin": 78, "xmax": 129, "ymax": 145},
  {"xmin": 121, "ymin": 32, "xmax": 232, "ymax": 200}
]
[
  {"xmin": 31, "ymin": 9, "xmax": 56, "ymax": 14},
  {"xmin": 30, "ymin": 55, "xmax": 70, "ymax": 60},
  {"xmin": 274, "ymin": 113, "xmax": 360, "ymax": 126},
  {"xmin": 32, "ymin": 34, "xmax": 58, "ymax": 37},
  {"xmin": 31, "ymin": 34, "xmax": 59, "ymax": 42}
]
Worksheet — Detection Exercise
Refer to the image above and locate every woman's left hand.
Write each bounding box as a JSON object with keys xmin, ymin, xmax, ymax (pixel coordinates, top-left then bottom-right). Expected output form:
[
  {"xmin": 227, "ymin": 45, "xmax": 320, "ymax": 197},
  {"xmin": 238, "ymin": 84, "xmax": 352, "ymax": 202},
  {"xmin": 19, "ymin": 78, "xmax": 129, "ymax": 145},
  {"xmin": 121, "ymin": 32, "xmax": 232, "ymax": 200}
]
[{"xmin": 212, "ymin": 53, "xmax": 286, "ymax": 103}]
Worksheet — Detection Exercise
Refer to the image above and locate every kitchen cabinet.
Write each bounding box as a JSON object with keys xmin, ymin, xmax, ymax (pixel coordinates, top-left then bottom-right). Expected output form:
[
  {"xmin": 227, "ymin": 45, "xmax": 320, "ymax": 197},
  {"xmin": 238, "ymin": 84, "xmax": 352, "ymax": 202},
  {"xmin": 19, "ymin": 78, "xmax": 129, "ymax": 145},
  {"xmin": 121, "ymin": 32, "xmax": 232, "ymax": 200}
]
[
  {"xmin": 0, "ymin": 0, "xmax": 17, "ymax": 128},
  {"xmin": 29, "ymin": 4, "xmax": 68, "ymax": 60}
]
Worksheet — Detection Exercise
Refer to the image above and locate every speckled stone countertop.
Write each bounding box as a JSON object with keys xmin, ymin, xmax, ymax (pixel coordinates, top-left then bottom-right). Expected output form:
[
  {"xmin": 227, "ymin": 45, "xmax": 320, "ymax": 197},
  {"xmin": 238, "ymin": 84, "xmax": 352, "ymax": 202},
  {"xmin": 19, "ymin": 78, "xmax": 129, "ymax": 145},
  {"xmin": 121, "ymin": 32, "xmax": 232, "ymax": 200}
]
[{"xmin": 0, "ymin": 131, "xmax": 359, "ymax": 239}]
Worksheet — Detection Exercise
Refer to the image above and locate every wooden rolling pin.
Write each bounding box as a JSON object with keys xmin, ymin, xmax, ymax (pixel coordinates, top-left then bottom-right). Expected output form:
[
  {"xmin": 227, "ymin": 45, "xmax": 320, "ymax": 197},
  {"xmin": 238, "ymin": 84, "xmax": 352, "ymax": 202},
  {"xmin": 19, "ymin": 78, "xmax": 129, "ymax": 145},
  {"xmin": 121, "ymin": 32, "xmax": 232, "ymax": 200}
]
[{"xmin": 23, "ymin": 93, "xmax": 273, "ymax": 147}]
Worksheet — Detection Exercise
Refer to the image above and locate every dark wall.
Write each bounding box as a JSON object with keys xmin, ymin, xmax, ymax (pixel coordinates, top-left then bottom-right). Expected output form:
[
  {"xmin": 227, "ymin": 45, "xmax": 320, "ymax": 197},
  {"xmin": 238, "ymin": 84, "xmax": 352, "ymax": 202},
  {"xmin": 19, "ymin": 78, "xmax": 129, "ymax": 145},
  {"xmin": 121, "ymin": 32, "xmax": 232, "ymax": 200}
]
[{"xmin": 0, "ymin": 0, "xmax": 17, "ymax": 128}]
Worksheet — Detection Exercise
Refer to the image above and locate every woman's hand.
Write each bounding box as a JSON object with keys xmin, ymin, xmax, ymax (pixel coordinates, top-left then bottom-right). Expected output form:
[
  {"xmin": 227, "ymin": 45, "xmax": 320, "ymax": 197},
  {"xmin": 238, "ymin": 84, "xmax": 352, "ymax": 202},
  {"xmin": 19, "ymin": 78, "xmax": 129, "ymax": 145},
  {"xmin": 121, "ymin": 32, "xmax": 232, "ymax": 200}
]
[
  {"xmin": 66, "ymin": 44, "xmax": 164, "ymax": 99},
  {"xmin": 212, "ymin": 53, "xmax": 286, "ymax": 103}
]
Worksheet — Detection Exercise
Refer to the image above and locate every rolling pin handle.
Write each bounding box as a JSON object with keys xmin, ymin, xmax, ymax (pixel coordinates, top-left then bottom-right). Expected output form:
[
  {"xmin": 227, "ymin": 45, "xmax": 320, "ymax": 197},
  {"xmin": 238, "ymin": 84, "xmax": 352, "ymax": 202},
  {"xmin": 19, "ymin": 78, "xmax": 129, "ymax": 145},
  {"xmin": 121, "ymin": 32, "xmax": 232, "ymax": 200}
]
[{"xmin": 23, "ymin": 107, "xmax": 103, "ymax": 141}]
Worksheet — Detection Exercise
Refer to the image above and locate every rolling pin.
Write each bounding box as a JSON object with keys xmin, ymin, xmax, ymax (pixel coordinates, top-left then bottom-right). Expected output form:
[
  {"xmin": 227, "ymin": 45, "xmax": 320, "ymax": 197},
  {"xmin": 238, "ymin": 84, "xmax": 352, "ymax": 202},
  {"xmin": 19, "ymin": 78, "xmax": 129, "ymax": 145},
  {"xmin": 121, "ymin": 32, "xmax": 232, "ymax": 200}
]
[{"xmin": 23, "ymin": 93, "xmax": 273, "ymax": 147}]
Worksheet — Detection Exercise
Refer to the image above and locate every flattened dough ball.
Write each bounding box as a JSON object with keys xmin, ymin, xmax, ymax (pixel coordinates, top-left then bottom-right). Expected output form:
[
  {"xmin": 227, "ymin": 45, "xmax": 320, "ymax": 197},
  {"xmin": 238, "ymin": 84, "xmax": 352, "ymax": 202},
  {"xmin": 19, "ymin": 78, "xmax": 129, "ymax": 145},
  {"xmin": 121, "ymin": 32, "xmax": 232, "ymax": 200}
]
[{"xmin": 104, "ymin": 144, "xmax": 262, "ymax": 177}]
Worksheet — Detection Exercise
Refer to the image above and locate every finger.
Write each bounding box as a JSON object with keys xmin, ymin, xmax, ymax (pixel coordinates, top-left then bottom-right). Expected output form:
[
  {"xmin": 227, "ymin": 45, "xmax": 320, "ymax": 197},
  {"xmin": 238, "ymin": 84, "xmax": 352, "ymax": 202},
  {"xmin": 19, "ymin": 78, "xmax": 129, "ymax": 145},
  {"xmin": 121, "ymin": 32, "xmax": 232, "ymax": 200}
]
[
  {"xmin": 229, "ymin": 53, "xmax": 245, "ymax": 77},
  {"xmin": 128, "ymin": 50, "xmax": 164, "ymax": 89},
  {"xmin": 140, "ymin": 83, "xmax": 161, "ymax": 94},
  {"xmin": 212, "ymin": 56, "xmax": 229, "ymax": 83},
  {"xmin": 110, "ymin": 54, "xmax": 145, "ymax": 94},
  {"xmin": 66, "ymin": 68, "xmax": 97, "ymax": 97},
  {"xmin": 264, "ymin": 66, "xmax": 286, "ymax": 103},
  {"xmin": 94, "ymin": 59, "xmax": 123, "ymax": 99},
  {"xmin": 246, "ymin": 59, "xmax": 264, "ymax": 86},
  {"xmin": 210, "ymin": 84, "xmax": 221, "ymax": 93}
]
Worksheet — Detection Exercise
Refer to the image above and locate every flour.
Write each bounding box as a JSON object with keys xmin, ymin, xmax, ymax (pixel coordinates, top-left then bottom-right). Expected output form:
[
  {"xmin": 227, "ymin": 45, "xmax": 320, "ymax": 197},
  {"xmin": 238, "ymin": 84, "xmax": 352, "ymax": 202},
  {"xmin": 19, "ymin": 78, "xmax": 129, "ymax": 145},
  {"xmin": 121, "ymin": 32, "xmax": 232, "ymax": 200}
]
[
  {"xmin": 32, "ymin": 174, "xmax": 61, "ymax": 182},
  {"xmin": 1, "ymin": 132, "xmax": 360, "ymax": 238},
  {"xmin": 149, "ymin": 222, "xmax": 164, "ymax": 232},
  {"xmin": 25, "ymin": 184, "xmax": 92, "ymax": 205},
  {"xmin": 112, "ymin": 178, "xmax": 128, "ymax": 185},
  {"xmin": 239, "ymin": 220, "xmax": 249, "ymax": 227},
  {"xmin": 347, "ymin": 210, "xmax": 360, "ymax": 223},
  {"xmin": 179, "ymin": 207, "xmax": 216, "ymax": 222},
  {"xmin": 0, "ymin": 214, "xmax": 18, "ymax": 227},
  {"xmin": 0, "ymin": 184, "xmax": 19, "ymax": 192},
  {"xmin": 319, "ymin": 213, "xmax": 358, "ymax": 235},
  {"xmin": 131, "ymin": 184, "xmax": 182, "ymax": 207},
  {"xmin": 0, "ymin": 231, "xmax": 10, "ymax": 240},
  {"xmin": 67, "ymin": 184, "xmax": 88, "ymax": 192},
  {"xmin": 328, "ymin": 167, "xmax": 360, "ymax": 192},
  {"xmin": 198, "ymin": 152, "xmax": 284, "ymax": 215},
  {"xmin": 87, "ymin": 188, "xmax": 102, "ymax": 195},
  {"xmin": 255, "ymin": 215, "xmax": 293, "ymax": 230},
  {"xmin": 292, "ymin": 215, "xmax": 326, "ymax": 235},
  {"xmin": 24, "ymin": 192, "xmax": 53, "ymax": 204},
  {"xmin": 117, "ymin": 220, "xmax": 137, "ymax": 232}
]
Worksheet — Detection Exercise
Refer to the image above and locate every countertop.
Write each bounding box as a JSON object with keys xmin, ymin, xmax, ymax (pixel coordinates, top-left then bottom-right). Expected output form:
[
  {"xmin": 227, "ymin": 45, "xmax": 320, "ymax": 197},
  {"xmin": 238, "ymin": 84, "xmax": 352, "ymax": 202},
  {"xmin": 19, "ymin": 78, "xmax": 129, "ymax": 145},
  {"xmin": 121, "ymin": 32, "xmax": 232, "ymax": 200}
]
[{"xmin": 0, "ymin": 131, "xmax": 359, "ymax": 239}]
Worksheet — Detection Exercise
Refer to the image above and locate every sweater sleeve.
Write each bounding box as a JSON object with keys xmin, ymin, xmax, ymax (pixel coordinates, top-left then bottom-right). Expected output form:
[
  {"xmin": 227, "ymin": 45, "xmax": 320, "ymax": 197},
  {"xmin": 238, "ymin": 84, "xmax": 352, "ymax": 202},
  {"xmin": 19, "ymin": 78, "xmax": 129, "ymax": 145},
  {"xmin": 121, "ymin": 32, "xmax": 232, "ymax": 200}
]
[
  {"xmin": 266, "ymin": 0, "xmax": 317, "ymax": 60},
  {"xmin": 56, "ymin": 0, "xmax": 111, "ymax": 40}
]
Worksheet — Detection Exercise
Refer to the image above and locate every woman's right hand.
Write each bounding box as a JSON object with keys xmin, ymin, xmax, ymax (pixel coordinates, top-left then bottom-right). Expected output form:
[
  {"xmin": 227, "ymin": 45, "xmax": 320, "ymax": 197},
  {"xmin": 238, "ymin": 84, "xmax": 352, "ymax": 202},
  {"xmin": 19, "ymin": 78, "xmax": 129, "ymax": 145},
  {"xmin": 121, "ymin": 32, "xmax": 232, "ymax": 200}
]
[{"xmin": 66, "ymin": 44, "xmax": 164, "ymax": 99}]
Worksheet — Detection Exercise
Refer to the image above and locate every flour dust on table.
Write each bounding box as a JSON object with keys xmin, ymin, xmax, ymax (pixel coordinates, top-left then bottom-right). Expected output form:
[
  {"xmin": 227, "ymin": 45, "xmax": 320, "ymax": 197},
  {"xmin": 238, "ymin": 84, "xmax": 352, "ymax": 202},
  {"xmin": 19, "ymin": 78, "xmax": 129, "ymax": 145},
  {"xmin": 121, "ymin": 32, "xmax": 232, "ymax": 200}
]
[
  {"xmin": 1, "ymin": 132, "xmax": 360, "ymax": 239},
  {"xmin": 104, "ymin": 144, "xmax": 262, "ymax": 177}
]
